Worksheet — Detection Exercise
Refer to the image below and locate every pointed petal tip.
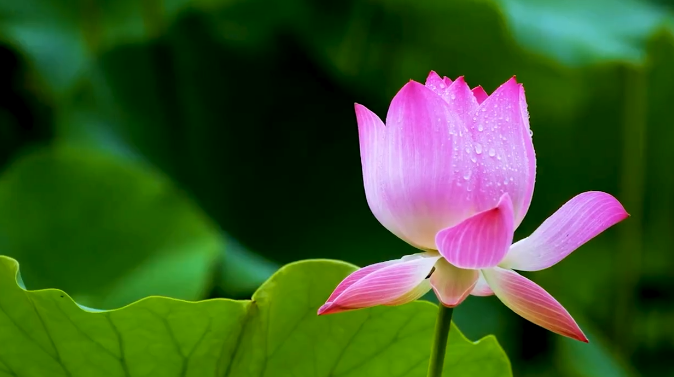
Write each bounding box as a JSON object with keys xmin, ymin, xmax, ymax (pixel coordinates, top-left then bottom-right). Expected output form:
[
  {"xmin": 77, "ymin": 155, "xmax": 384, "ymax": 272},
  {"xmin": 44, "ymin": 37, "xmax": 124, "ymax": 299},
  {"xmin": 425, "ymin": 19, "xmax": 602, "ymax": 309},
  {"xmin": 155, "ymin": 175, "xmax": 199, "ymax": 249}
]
[
  {"xmin": 317, "ymin": 302, "xmax": 344, "ymax": 315},
  {"xmin": 502, "ymin": 191, "xmax": 630, "ymax": 271},
  {"xmin": 484, "ymin": 267, "xmax": 589, "ymax": 343}
]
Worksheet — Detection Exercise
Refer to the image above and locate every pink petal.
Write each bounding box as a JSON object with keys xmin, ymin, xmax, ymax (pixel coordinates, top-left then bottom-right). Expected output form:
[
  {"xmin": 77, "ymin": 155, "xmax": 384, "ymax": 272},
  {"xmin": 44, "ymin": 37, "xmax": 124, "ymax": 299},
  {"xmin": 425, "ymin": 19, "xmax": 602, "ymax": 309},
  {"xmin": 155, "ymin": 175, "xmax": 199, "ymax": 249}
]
[
  {"xmin": 516, "ymin": 84, "xmax": 536, "ymax": 226},
  {"xmin": 425, "ymin": 71, "xmax": 448, "ymax": 98},
  {"xmin": 384, "ymin": 279, "xmax": 431, "ymax": 306},
  {"xmin": 470, "ymin": 78, "xmax": 536, "ymax": 227},
  {"xmin": 359, "ymin": 81, "xmax": 478, "ymax": 249},
  {"xmin": 429, "ymin": 258, "xmax": 478, "ymax": 307},
  {"xmin": 470, "ymin": 271, "xmax": 494, "ymax": 296},
  {"xmin": 483, "ymin": 267, "xmax": 588, "ymax": 342},
  {"xmin": 443, "ymin": 76, "xmax": 453, "ymax": 87},
  {"xmin": 324, "ymin": 259, "xmax": 398, "ymax": 303},
  {"xmin": 425, "ymin": 74, "xmax": 480, "ymax": 124},
  {"xmin": 355, "ymin": 104, "xmax": 406, "ymax": 241},
  {"xmin": 435, "ymin": 193, "xmax": 514, "ymax": 269},
  {"xmin": 500, "ymin": 191, "xmax": 629, "ymax": 271},
  {"xmin": 318, "ymin": 253, "xmax": 440, "ymax": 315},
  {"xmin": 423, "ymin": 72, "xmax": 455, "ymax": 98},
  {"xmin": 471, "ymin": 86, "xmax": 489, "ymax": 104}
]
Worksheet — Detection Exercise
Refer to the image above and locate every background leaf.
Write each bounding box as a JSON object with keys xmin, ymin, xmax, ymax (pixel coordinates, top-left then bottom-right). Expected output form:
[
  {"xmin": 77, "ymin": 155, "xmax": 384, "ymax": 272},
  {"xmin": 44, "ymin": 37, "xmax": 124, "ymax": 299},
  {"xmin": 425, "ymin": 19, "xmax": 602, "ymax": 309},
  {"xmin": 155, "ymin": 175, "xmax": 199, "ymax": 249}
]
[
  {"xmin": 0, "ymin": 145, "xmax": 223, "ymax": 309},
  {"xmin": 0, "ymin": 255, "xmax": 511, "ymax": 377}
]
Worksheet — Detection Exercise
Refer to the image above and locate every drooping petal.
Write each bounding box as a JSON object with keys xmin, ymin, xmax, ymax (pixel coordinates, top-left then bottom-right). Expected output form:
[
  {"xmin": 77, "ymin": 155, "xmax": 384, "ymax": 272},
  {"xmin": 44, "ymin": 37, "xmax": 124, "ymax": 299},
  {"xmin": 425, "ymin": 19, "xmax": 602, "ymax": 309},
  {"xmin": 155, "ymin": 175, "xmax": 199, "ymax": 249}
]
[
  {"xmin": 429, "ymin": 258, "xmax": 478, "ymax": 307},
  {"xmin": 470, "ymin": 78, "xmax": 536, "ymax": 227},
  {"xmin": 435, "ymin": 193, "xmax": 514, "ymax": 269},
  {"xmin": 500, "ymin": 191, "xmax": 629, "ymax": 271},
  {"xmin": 324, "ymin": 259, "xmax": 398, "ymax": 303},
  {"xmin": 483, "ymin": 267, "xmax": 587, "ymax": 342},
  {"xmin": 318, "ymin": 253, "xmax": 440, "ymax": 315},
  {"xmin": 385, "ymin": 279, "xmax": 431, "ymax": 306},
  {"xmin": 470, "ymin": 270, "xmax": 494, "ymax": 296},
  {"xmin": 471, "ymin": 86, "xmax": 489, "ymax": 104},
  {"xmin": 362, "ymin": 81, "xmax": 477, "ymax": 249}
]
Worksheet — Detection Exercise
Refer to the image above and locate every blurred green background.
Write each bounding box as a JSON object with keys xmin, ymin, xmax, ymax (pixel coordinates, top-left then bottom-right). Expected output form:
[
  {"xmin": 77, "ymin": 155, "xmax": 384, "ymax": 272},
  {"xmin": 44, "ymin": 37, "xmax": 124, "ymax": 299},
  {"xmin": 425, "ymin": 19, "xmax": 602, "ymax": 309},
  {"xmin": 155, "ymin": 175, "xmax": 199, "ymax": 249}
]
[{"xmin": 1, "ymin": 0, "xmax": 673, "ymax": 375}]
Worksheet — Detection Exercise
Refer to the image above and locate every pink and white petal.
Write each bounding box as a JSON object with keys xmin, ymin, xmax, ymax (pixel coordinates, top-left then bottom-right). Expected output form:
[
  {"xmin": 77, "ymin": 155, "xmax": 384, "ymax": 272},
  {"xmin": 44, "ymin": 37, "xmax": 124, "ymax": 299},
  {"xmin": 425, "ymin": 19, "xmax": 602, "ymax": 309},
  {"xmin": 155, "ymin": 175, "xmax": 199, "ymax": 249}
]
[
  {"xmin": 373, "ymin": 81, "xmax": 476, "ymax": 249},
  {"xmin": 515, "ymin": 84, "xmax": 536, "ymax": 224},
  {"xmin": 500, "ymin": 191, "xmax": 629, "ymax": 271},
  {"xmin": 435, "ymin": 193, "xmax": 514, "ymax": 269},
  {"xmin": 325, "ymin": 259, "xmax": 399, "ymax": 302},
  {"xmin": 356, "ymin": 104, "xmax": 406, "ymax": 241},
  {"xmin": 471, "ymin": 86, "xmax": 489, "ymax": 104},
  {"xmin": 317, "ymin": 253, "xmax": 441, "ymax": 315},
  {"xmin": 483, "ymin": 267, "xmax": 587, "ymax": 342},
  {"xmin": 470, "ymin": 78, "xmax": 536, "ymax": 227},
  {"xmin": 429, "ymin": 258, "xmax": 478, "ymax": 307},
  {"xmin": 385, "ymin": 279, "xmax": 432, "ymax": 306},
  {"xmin": 470, "ymin": 270, "xmax": 494, "ymax": 296}
]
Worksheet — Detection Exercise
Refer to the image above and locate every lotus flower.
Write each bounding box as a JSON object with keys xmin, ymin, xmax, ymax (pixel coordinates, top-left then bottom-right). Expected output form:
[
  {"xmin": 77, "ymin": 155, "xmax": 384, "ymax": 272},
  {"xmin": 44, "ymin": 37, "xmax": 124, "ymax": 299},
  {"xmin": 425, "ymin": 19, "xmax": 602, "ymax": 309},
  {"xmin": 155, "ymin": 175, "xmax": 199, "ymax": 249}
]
[{"xmin": 317, "ymin": 72, "xmax": 628, "ymax": 342}]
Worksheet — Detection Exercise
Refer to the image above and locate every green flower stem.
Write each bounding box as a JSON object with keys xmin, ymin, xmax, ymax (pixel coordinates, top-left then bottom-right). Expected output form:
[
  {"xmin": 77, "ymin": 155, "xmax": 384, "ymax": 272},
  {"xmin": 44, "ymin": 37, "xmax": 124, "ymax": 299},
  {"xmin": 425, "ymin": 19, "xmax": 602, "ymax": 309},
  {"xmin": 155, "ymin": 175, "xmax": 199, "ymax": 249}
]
[{"xmin": 427, "ymin": 304, "xmax": 454, "ymax": 377}]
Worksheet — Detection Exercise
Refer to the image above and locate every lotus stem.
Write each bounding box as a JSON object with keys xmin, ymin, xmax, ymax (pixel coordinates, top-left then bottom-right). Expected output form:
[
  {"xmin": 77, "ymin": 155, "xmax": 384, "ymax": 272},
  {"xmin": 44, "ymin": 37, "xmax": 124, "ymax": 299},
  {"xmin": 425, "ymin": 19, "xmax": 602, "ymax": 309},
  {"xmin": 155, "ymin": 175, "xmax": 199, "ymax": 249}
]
[{"xmin": 427, "ymin": 304, "xmax": 454, "ymax": 377}]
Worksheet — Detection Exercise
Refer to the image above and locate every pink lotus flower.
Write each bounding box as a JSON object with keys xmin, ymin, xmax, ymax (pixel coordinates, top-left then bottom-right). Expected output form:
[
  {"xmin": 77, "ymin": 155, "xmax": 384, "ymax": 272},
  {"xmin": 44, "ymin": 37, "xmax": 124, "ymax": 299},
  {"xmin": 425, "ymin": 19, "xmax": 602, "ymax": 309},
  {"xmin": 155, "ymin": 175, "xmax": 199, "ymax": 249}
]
[{"xmin": 317, "ymin": 72, "xmax": 628, "ymax": 342}]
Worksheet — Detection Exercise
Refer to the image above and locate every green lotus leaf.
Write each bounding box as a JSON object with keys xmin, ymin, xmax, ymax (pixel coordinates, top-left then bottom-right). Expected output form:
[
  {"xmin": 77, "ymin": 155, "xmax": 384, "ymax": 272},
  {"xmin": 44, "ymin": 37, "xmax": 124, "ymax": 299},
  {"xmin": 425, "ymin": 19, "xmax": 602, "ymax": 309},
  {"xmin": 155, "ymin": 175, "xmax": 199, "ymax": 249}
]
[
  {"xmin": 0, "ymin": 256, "xmax": 511, "ymax": 376},
  {"xmin": 0, "ymin": 145, "xmax": 223, "ymax": 309}
]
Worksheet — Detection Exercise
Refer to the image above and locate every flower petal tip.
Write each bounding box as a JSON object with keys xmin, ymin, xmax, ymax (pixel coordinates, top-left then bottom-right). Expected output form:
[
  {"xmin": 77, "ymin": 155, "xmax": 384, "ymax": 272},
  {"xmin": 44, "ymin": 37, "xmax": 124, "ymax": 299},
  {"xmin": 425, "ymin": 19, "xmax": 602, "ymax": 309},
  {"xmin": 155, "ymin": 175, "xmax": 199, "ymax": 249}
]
[
  {"xmin": 426, "ymin": 70, "xmax": 440, "ymax": 80},
  {"xmin": 317, "ymin": 302, "xmax": 342, "ymax": 315}
]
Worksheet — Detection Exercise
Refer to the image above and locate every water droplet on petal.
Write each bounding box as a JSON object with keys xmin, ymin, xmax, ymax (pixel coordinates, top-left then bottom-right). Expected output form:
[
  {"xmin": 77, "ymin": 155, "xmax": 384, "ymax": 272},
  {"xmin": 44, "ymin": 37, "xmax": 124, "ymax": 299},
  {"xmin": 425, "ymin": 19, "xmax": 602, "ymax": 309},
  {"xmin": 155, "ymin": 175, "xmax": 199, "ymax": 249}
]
[
  {"xmin": 529, "ymin": 129, "xmax": 534, "ymax": 136},
  {"xmin": 450, "ymin": 93, "xmax": 456, "ymax": 100},
  {"xmin": 463, "ymin": 171, "xmax": 471, "ymax": 180},
  {"xmin": 475, "ymin": 143, "xmax": 483, "ymax": 154},
  {"xmin": 478, "ymin": 124, "xmax": 484, "ymax": 132},
  {"xmin": 488, "ymin": 148, "xmax": 496, "ymax": 157}
]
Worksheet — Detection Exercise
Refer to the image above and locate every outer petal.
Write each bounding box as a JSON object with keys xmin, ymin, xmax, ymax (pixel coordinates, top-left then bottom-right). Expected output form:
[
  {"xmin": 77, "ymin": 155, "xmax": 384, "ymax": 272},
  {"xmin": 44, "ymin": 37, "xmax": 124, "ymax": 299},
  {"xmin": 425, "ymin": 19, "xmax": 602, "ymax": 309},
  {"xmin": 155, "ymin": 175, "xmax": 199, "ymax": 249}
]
[
  {"xmin": 318, "ymin": 253, "xmax": 440, "ymax": 315},
  {"xmin": 471, "ymin": 78, "xmax": 536, "ymax": 227},
  {"xmin": 324, "ymin": 259, "xmax": 398, "ymax": 303},
  {"xmin": 500, "ymin": 191, "xmax": 629, "ymax": 271},
  {"xmin": 483, "ymin": 267, "xmax": 587, "ymax": 342},
  {"xmin": 470, "ymin": 270, "xmax": 494, "ymax": 296},
  {"xmin": 385, "ymin": 279, "xmax": 431, "ymax": 306},
  {"xmin": 429, "ymin": 258, "xmax": 478, "ymax": 307},
  {"xmin": 471, "ymin": 86, "xmax": 489, "ymax": 104},
  {"xmin": 364, "ymin": 81, "xmax": 477, "ymax": 249},
  {"xmin": 435, "ymin": 193, "xmax": 514, "ymax": 269},
  {"xmin": 356, "ymin": 104, "xmax": 406, "ymax": 241}
]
